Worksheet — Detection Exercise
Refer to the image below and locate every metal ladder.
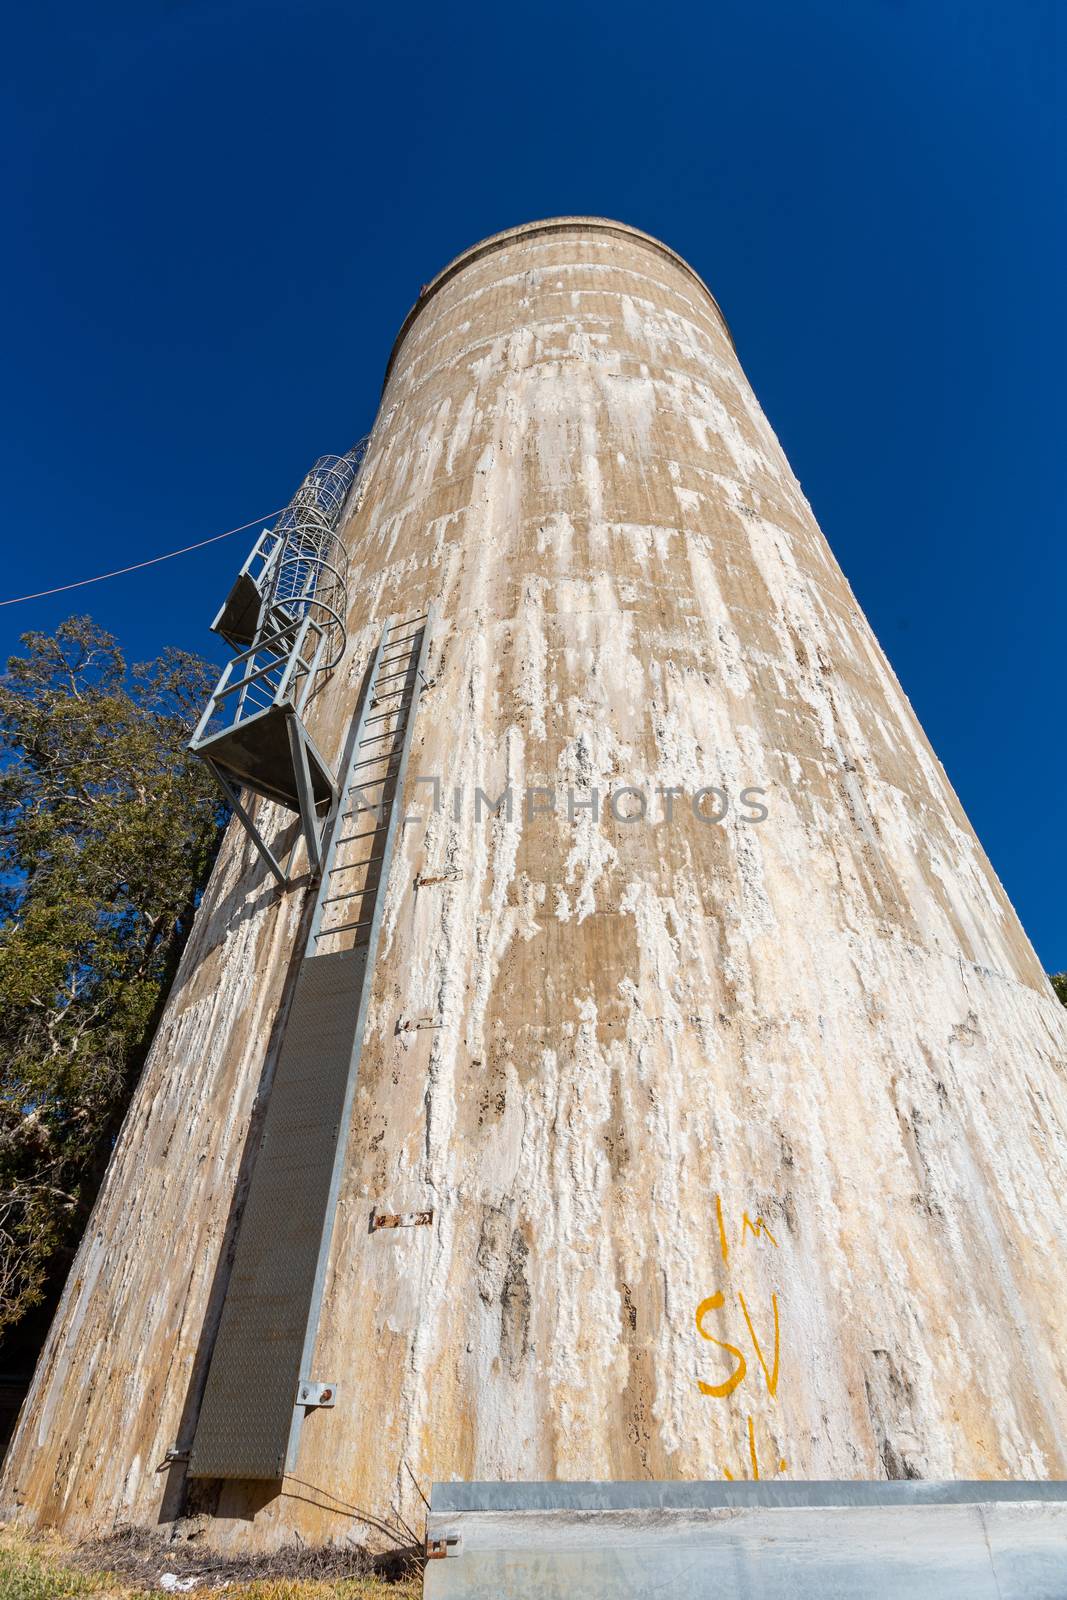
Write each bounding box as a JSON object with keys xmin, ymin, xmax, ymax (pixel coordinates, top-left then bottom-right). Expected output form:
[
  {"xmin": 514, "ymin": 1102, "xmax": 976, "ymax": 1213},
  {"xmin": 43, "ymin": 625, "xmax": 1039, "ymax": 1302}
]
[
  {"xmin": 309, "ymin": 610, "xmax": 432, "ymax": 955},
  {"xmin": 187, "ymin": 608, "xmax": 434, "ymax": 1483}
]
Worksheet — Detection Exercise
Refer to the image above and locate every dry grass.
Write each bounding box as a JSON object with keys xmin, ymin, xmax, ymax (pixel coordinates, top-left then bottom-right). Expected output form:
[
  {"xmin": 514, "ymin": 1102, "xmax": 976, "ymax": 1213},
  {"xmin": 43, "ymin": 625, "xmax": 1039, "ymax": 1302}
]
[{"xmin": 0, "ymin": 1527, "xmax": 422, "ymax": 1599}]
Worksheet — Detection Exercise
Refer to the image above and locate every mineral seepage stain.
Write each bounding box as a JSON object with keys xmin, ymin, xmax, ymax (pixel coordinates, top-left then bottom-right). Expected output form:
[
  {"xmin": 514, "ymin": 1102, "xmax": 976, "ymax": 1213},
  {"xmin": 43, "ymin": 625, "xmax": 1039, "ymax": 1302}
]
[
  {"xmin": 500, "ymin": 1228, "xmax": 532, "ymax": 1378},
  {"xmin": 865, "ymin": 1350, "xmax": 928, "ymax": 1482}
]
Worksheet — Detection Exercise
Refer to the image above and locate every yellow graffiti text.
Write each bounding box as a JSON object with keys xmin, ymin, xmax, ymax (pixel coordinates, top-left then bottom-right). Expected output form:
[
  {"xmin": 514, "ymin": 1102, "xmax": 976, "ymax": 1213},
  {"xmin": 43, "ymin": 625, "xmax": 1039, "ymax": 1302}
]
[
  {"xmin": 714, "ymin": 1194, "xmax": 779, "ymax": 1262},
  {"xmin": 721, "ymin": 1416, "xmax": 788, "ymax": 1481},
  {"xmin": 738, "ymin": 1289, "xmax": 780, "ymax": 1398},
  {"xmin": 741, "ymin": 1210, "xmax": 778, "ymax": 1249},
  {"xmin": 694, "ymin": 1292, "xmax": 747, "ymax": 1398}
]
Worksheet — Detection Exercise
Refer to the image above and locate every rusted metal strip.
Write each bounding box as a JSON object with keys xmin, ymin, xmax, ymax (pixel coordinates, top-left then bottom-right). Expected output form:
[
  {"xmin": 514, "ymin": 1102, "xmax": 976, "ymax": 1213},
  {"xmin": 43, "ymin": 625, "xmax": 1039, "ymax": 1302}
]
[{"xmin": 371, "ymin": 1209, "xmax": 434, "ymax": 1231}]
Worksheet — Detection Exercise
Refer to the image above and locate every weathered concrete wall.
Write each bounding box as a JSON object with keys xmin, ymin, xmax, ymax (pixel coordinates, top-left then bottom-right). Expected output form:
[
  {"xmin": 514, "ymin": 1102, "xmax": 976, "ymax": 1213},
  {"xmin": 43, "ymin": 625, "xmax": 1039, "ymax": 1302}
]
[{"xmin": 4, "ymin": 217, "xmax": 1066, "ymax": 1550}]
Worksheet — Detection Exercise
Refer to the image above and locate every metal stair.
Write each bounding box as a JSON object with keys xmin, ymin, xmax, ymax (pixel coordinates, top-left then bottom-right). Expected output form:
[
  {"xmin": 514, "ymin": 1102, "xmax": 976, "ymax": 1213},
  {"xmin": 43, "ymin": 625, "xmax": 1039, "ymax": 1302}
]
[
  {"xmin": 187, "ymin": 609, "xmax": 434, "ymax": 1483},
  {"xmin": 209, "ymin": 525, "xmax": 286, "ymax": 652},
  {"xmin": 190, "ymin": 447, "xmax": 366, "ymax": 885}
]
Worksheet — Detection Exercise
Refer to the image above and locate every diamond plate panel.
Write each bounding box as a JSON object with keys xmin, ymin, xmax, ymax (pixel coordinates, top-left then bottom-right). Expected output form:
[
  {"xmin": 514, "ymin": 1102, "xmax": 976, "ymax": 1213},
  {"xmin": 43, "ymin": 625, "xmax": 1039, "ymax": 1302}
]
[{"xmin": 188, "ymin": 946, "xmax": 366, "ymax": 1480}]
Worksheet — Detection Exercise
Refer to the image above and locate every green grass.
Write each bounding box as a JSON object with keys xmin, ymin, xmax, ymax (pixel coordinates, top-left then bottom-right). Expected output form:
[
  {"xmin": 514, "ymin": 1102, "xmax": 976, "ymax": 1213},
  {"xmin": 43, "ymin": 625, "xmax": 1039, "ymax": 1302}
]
[
  {"xmin": 0, "ymin": 1531, "xmax": 115, "ymax": 1599},
  {"xmin": 0, "ymin": 1530, "xmax": 421, "ymax": 1600}
]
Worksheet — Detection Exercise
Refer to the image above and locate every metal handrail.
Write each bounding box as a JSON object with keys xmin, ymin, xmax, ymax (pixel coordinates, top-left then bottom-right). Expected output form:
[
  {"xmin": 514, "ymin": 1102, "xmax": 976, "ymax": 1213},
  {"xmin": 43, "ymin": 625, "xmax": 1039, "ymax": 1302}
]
[{"xmin": 192, "ymin": 615, "xmax": 326, "ymax": 750}]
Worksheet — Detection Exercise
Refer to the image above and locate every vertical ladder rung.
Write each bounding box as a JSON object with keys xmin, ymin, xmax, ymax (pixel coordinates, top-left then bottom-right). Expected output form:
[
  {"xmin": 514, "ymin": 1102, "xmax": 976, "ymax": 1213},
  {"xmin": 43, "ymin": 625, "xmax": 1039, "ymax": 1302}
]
[
  {"xmin": 319, "ymin": 885, "xmax": 378, "ymax": 905},
  {"xmin": 314, "ymin": 918, "xmax": 372, "ymax": 937},
  {"xmin": 350, "ymin": 754, "xmax": 402, "ymax": 770},
  {"xmin": 328, "ymin": 855, "xmax": 383, "ymax": 872}
]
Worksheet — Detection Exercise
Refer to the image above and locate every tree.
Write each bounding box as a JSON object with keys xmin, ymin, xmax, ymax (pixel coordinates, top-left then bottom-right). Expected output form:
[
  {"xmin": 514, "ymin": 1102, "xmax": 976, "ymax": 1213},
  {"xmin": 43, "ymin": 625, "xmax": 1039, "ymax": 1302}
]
[
  {"xmin": 1052, "ymin": 973, "xmax": 1067, "ymax": 1007},
  {"xmin": 0, "ymin": 616, "xmax": 225, "ymax": 1341}
]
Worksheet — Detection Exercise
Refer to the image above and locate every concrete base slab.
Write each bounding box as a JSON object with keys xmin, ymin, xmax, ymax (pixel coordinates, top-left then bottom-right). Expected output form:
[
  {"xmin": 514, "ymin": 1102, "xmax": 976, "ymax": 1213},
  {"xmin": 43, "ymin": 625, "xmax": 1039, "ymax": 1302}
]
[{"xmin": 424, "ymin": 1481, "xmax": 1067, "ymax": 1599}]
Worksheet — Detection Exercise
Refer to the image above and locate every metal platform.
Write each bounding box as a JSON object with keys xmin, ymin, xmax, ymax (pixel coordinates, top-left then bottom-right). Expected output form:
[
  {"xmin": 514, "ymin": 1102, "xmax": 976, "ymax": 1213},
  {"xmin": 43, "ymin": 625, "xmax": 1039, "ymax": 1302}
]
[
  {"xmin": 423, "ymin": 1480, "xmax": 1067, "ymax": 1599},
  {"xmin": 191, "ymin": 611, "xmax": 337, "ymax": 882},
  {"xmin": 195, "ymin": 702, "xmax": 335, "ymax": 813}
]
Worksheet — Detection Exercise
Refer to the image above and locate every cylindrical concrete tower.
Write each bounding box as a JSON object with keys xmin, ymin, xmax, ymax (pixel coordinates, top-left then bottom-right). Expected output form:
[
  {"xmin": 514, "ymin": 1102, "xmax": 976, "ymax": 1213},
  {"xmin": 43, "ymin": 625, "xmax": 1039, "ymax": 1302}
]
[{"xmin": 4, "ymin": 218, "xmax": 1066, "ymax": 1550}]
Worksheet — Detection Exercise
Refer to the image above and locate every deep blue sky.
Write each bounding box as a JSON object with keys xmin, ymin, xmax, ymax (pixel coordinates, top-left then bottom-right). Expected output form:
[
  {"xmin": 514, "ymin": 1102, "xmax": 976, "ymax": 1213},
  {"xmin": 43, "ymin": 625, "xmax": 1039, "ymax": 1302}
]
[{"xmin": 2, "ymin": 1, "xmax": 1063, "ymax": 969}]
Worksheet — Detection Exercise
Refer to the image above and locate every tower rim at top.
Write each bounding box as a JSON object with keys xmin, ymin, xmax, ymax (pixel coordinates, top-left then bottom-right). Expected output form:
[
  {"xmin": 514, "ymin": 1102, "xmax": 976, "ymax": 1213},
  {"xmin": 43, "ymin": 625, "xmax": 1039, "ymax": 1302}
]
[{"xmin": 382, "ymin": 215, "xmax": 735, "ymax": 391}]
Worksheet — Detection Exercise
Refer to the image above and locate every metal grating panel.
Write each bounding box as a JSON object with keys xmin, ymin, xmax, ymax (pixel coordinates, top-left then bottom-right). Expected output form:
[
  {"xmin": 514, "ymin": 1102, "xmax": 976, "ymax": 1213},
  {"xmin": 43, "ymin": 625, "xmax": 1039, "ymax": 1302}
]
[{"xmin": 188, "ymin": 947, "xmax": 366, "ymax": 1479}]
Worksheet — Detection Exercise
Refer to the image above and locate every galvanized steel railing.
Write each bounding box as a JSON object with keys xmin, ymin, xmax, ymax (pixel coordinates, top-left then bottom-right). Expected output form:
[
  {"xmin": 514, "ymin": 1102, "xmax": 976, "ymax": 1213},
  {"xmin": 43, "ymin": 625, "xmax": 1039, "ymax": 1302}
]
[{"xmin": 190, "ymin": 612, "xmax": 329, "ymax": 751}]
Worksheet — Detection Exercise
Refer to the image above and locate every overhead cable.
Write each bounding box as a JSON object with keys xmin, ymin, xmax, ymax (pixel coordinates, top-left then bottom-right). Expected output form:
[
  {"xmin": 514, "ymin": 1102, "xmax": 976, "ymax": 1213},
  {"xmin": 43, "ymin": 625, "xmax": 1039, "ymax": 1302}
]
[{"xmin": 0, "ymin": 511, "xmax": 285, "ymax": 607}]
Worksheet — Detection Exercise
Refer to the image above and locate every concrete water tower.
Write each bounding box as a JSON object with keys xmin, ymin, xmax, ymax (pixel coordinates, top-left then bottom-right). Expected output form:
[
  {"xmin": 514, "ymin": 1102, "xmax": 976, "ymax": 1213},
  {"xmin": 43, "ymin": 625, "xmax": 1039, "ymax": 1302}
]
[{"xmin": 3, "ymin": 218, "xmax": 1065, "ymax": 1555}]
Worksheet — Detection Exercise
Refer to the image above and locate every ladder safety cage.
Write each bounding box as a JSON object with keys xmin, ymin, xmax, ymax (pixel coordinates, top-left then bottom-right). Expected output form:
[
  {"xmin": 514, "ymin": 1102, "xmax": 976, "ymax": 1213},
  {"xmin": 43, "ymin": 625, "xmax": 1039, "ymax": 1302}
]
[
  {"xmin": 267, "ymin": 452, "xmax": 362, "ymax": 671},
  {"xmin": 187, "ymin": 606, "xmax": 436, "ymax": 1482},
  {"xmin": 190, "ymin": 443, "xmax": 369, "ymax": 886}
]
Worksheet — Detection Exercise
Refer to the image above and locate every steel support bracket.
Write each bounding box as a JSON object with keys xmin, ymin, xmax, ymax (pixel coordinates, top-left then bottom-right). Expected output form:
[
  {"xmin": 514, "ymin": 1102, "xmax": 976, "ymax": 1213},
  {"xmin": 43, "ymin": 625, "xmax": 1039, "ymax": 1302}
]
[
  {"xmin": 426, "ymin": 1533, "xmax": 461, "ymax": 1560},
  {"xmin": 297, "ymin": 1379, "xmax": 337, "ymax": 1409},
  {"xmin": 414, "ymin": 867, "xmax": 463, "ymax": 889},
  {"xmin": 287, "ymin": 711, "xmax": 332, "ymax": 881},
  {"xmin": 203, "ymin": 760, "xmax": 290, "ymax": 888}
]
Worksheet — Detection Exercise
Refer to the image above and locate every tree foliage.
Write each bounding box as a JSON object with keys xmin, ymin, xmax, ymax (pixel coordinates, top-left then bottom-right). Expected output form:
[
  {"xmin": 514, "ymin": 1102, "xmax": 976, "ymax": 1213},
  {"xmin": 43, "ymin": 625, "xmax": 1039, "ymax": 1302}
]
[
  {"xmin": 0, "ymin": 617, "xmax": 225, "ymax": 1338},
  {"xmin": 1052, "ymin": 973, "xmax": 1067, "ymax": 1007}
]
